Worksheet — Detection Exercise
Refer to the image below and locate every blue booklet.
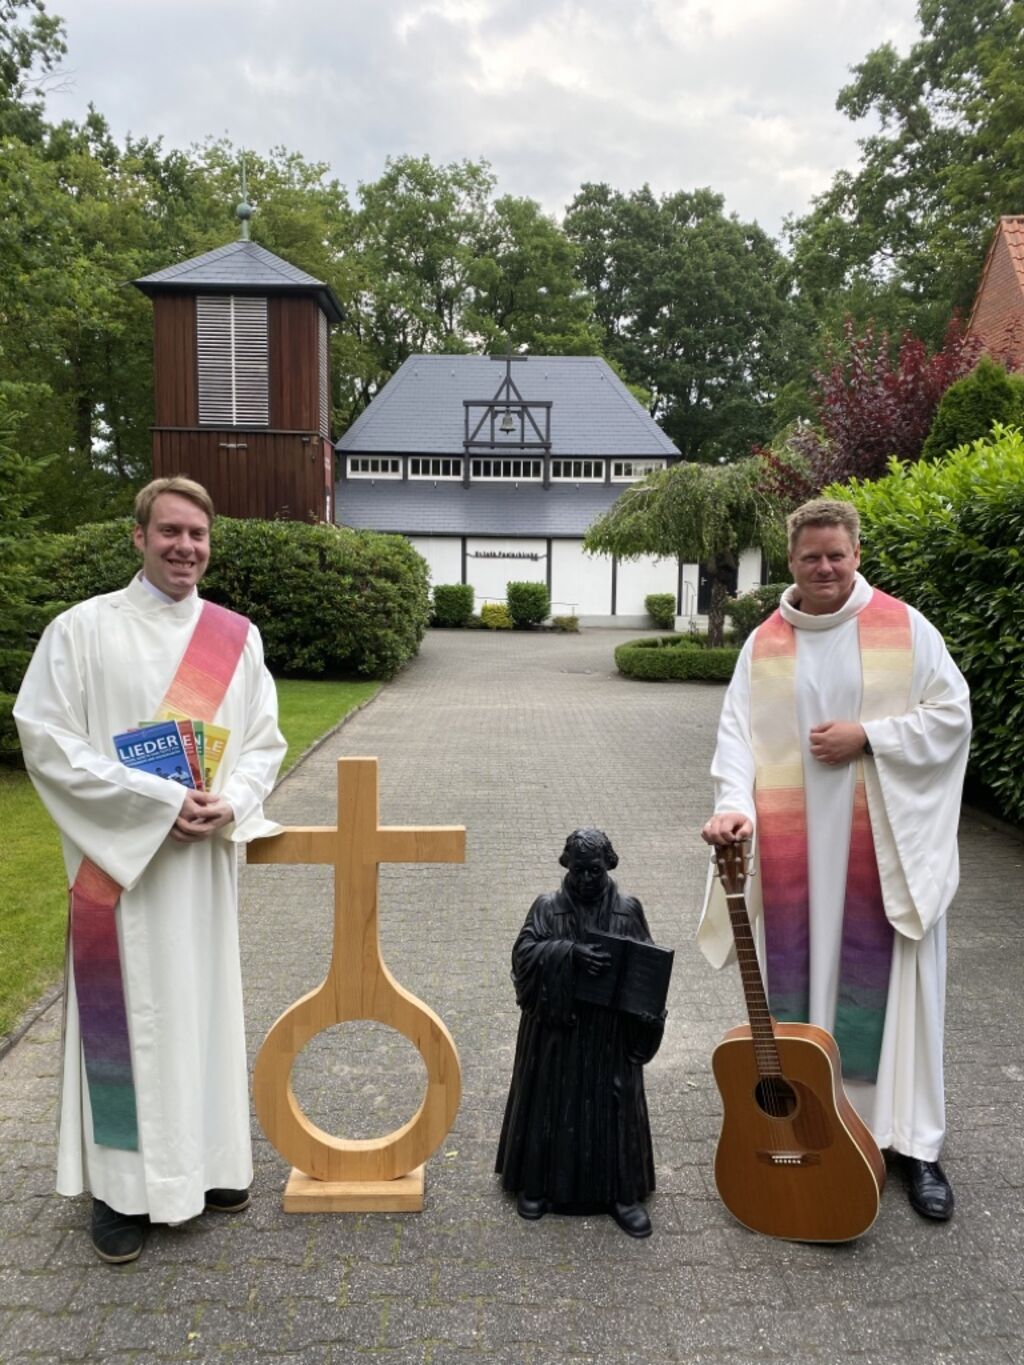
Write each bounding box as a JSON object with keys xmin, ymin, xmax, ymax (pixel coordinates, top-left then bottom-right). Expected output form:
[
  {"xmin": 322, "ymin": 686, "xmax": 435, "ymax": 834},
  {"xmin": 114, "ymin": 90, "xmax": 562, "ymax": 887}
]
[{"xmin": 113, "ymin": 720, "xmax": 196, "ymax": 788}]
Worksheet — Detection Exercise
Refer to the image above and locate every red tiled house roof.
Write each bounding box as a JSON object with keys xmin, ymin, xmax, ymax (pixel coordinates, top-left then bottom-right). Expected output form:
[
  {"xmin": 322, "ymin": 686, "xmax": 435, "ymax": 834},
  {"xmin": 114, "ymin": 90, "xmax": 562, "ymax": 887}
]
[{"xmin": 968, "ymin": 216, "xmax": 1024, "ymax": 365}]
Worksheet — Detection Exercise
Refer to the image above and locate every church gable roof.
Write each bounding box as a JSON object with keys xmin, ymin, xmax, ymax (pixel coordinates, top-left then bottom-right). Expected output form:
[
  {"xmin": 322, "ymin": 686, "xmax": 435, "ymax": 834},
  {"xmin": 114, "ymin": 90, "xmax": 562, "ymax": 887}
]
[
  {"xmin": 134, "ymin": 240, "xmax": 344, "ymax": 322},
  {"xmin": 336, "ymin": 355, "xmax": 680, "ymax": 459},
  {"xmin": 968, "ymin": 216, "xmax": 1024, "ymax": 359}
]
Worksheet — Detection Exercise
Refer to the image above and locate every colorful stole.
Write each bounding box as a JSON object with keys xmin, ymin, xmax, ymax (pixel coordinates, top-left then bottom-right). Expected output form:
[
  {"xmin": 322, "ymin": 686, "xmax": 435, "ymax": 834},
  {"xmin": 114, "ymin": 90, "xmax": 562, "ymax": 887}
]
[
  {"xmin": 70, "ymin": 600, "xmax": 250, "ymax": 1150},
  {"xmin": 750, "ymin": 590, "xmax": 912, "ymax": 1082}
]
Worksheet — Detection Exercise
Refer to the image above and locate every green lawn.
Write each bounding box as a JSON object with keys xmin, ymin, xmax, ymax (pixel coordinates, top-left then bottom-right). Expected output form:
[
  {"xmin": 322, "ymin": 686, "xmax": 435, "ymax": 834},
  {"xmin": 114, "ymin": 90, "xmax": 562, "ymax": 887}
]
[{"xmin": 0, "ymin": 677, "xmax": 380, "ymax": 1038}]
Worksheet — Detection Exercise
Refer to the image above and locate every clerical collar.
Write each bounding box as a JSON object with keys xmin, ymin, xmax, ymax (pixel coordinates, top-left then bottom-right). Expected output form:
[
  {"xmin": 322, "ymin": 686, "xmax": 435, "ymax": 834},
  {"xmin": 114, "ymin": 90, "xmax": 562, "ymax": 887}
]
[
  {"xmin": 138, "ymin": 572, "xmax": 196, "ymax": 606},
  {"xmin": 780, "ymin": 573, "xmax": 873, "ymax": 632}
]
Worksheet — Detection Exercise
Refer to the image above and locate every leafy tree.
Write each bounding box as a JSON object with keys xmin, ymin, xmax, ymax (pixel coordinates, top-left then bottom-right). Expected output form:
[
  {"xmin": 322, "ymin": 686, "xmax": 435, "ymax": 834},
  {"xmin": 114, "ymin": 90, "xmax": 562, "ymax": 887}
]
[
  {"xmin": 0, "ymin": 392, "xmax": 57, "ymax": 712},
  {"xmin": 802, "ymin": 317, "xmax": 981, "ymax": 486},
  {"xmin": 921, "ymin": 355, "xmax": 1024, "ymax": 460},
  {"xmin": 788, "ymin": 0, "xmax": 1024, "ymax": 340},
  {"xmin": 0, "ymin": 0, "xmax": 66, "ymax": 141},
  {"xmin": 565, "ymin": 182, "xmax": 812, "ymax": 462},
  {"xmin": 583, "ymin": 458, "xmax": 788, "ymax": 645}
]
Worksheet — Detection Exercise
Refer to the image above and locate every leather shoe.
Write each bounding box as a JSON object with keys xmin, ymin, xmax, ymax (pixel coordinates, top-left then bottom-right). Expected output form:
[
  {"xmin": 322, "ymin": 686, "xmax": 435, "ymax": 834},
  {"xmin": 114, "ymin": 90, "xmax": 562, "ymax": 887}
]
[
  {"xmin": 91, "ymin": 1198, "xmax": 146, "ymax": 1264},
  {"xmin": 609, "ymin": 1201, "xmax": 652, "ymax": 1238},
  {"xmin": 903, "ymin": 1157, "xmax": 954, "ymax": 1220},
  {"xmin": 204, "ymin": 1187, "xmax": 251, "ymax": 1213},
  {"xmin": 516, "ymin": 1192, "xmax": 547, "ymax": 1220}
]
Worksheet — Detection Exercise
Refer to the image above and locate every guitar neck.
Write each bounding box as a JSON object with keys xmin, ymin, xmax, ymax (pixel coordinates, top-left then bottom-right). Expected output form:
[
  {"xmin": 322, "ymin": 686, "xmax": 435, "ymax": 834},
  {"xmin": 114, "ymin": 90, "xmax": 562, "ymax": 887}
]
[{"xmin": 724, "ymin": 890, "xmax": 783, "ymax": 1078}]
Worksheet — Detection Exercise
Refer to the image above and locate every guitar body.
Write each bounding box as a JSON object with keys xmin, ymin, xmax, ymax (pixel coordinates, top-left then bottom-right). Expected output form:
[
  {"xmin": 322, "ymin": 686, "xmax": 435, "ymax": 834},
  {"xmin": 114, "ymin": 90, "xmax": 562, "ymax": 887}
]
[{"xmin": 712, "ymin": 1022, "xmax": 885, "ymax": 1242}]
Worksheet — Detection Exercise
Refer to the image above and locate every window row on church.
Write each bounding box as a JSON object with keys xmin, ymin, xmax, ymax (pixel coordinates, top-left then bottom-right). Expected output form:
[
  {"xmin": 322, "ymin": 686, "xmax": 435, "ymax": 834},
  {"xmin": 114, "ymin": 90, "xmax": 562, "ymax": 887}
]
[{"xmin": 345, "ymin": 456, "xmax": 668, "ymax": 482}]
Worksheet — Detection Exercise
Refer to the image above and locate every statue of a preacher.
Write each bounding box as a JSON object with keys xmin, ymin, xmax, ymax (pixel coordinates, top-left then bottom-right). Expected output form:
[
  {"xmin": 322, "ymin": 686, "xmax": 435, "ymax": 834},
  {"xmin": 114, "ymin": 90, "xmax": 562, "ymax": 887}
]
[{"xmin": 495, "ymin": 828, "xmax": 666, "ymax": 1238}]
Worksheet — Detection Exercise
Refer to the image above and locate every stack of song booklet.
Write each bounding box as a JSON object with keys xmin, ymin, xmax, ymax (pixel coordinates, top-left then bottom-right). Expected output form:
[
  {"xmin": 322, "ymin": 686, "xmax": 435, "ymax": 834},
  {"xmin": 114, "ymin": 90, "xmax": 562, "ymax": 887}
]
[{"xmin": 113, "ymin": 710, "xmax": 230, "ymax": 791}]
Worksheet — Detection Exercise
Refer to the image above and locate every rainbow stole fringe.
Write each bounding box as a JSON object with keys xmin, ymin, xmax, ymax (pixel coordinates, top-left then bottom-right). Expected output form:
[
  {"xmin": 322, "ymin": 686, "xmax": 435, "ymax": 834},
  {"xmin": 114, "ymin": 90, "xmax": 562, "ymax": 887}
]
[
  {"xmin": 70, "ymin": 600, "xmax": 249, "ymax": 1150},
  {"xmin": 750, "ymin": 590, "xmax": 912, "ymax": 1082}
]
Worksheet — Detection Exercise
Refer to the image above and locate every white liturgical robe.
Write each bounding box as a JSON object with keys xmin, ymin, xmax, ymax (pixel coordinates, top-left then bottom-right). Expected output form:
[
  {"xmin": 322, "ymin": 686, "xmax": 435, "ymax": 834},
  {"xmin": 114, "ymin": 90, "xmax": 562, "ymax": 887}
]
[
  {"xmin": 699, "ymin": 574, "xmax": 971, "ymax": 1160},
  {"xmin": 15, "ymin": 575, "xmax": 286, "ymax": 1223}
]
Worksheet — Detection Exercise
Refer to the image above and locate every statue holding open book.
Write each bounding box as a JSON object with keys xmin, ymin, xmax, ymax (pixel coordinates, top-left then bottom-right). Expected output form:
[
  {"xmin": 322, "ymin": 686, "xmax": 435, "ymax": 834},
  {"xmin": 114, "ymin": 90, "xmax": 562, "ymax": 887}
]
[{"xmin": 495, "ymin": 828, "xmax": 672, "ymax": 1238}]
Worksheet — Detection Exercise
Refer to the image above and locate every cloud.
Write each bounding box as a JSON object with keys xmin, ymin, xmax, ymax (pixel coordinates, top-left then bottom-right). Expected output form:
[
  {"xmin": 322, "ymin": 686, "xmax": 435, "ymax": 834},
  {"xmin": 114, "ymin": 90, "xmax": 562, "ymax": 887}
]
[{"xmin": 45, "ymin": 0, "xmax": 920, "ymax": 234}]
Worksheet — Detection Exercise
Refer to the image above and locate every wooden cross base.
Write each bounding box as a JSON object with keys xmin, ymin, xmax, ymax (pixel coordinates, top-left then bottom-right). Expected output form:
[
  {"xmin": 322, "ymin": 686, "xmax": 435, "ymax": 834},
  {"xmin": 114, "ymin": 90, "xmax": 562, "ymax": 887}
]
[
  {"xmin": 247, "ymin": 757, "xmax": 465, "ymax": 1213},
  {"xmin": 283, "ymin": 1165, "xmax": 425, "ymax": 1213}
]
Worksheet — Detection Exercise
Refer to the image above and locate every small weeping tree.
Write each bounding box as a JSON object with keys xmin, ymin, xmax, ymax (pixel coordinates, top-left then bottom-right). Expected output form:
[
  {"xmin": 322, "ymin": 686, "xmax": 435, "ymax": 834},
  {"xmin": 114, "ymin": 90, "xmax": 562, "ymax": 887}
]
[{"xmin": 583, "ymin": 456, "xmax": 788, "ymax": 646}]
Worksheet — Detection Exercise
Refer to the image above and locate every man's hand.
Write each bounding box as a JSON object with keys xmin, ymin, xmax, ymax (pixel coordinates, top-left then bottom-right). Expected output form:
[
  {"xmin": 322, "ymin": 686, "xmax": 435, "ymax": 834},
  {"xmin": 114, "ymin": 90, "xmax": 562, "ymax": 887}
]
[
  {"xmin": 809, "ymin": 721, "xmax": 867, "ymax": 766},
  {"xmin": 572, "ymin": 943, "xmax": 612, "ymax": 977},
  {"xmin": 170, "ymin": 791, "xmax": 235, "ymax": 843},
  {"xmin": 701, "ymin": 812, "xmax": 754, "ymax": 846}
]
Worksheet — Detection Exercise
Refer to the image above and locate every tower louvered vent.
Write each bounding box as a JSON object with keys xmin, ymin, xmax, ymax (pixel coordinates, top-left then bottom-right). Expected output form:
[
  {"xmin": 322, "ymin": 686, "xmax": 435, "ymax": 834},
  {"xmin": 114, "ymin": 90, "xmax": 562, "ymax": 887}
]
[{"xmin": 197, "ymin": 295, "xmax": 269, "ymax": 425}]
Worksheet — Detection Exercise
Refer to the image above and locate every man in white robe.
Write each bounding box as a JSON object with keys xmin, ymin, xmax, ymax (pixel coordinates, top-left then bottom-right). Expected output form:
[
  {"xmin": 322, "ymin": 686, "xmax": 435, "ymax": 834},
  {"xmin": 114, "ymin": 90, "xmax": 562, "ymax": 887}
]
[
  {"xmin": 15, "ymin": 477, "xmax": 286, "ymax": 1261},
  {"xmin": 700, "ymin": 498, "xmax": 971, "ymax": 1220}
]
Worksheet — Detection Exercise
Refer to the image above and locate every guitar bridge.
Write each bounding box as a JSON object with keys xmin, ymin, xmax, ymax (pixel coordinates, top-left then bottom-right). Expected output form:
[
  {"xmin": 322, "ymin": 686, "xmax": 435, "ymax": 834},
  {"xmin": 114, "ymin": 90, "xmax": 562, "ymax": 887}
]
[{"xmin": 757, "ymin": 1150, "xmax": 821, "ymax": 1167}]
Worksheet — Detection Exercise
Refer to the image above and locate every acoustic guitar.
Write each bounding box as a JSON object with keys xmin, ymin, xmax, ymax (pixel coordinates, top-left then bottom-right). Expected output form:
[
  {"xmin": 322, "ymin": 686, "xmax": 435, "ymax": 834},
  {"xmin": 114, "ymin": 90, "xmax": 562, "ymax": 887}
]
[{"xmin": 710, "ymin": 841, "xmax": 885, "ymax": 1242}]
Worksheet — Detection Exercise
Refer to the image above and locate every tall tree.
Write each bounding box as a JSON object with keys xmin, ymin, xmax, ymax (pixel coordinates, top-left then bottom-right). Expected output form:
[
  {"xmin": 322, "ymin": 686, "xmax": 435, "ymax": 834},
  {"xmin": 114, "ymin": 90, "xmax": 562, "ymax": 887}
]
[
  {"xmin": 788, "ymin": 0, "xmax": 1024, "ymax": 341},
  {"xmin": 0, "ymin": 0, "xmax": 65, "ymax": 141},
  {"xmin": 583, "ymin": 458, "xmax": 789, "ymax": 645},
  {"xmin": 565, "ymin": 183, "xmax": 811, "ymax": 462}
]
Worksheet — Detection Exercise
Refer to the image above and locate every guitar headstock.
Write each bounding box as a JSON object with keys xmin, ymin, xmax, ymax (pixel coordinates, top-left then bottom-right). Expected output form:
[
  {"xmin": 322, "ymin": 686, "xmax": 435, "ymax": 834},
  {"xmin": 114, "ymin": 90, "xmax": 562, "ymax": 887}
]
[{"xmin": 712, "ymin": 841, "xmax": 751, "ymax": 896}]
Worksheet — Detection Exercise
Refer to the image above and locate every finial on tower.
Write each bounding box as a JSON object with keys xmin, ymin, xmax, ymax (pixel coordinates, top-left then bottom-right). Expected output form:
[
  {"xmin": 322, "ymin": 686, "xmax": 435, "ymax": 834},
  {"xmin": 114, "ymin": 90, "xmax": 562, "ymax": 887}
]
[{"xmin": 236, "ymin": 154, "xmax": 253, "ymax": 241}]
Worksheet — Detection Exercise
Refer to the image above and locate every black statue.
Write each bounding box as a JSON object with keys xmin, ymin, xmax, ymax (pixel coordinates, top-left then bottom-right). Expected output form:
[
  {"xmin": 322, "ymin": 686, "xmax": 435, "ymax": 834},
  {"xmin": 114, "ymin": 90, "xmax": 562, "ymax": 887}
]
[{"xmin": 495, "ymin": 828, "xmax": 668, "ymax": 1238}]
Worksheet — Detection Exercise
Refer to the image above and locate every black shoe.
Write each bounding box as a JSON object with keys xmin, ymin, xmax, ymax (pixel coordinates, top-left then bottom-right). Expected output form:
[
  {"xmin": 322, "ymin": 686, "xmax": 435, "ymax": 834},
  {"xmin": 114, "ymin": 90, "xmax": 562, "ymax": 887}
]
[
  {"xmin": 204, "ymin": 1187, "xmax": 251, "ymax": 1213},
  {"xmin": 90, "ymin": 1199, "xmax": 146, "ymax": 1264},
  {"xmin": 903, "ymin": 1157, "xmax": 954, "ymax": 1221},
  {"xmin": 609, "ymin": 1202, "xmax": 652, "ymax": 1238},
  {"xmin": 516, "ymin": 1192, "xmax": 547, "ymax": 1221}
]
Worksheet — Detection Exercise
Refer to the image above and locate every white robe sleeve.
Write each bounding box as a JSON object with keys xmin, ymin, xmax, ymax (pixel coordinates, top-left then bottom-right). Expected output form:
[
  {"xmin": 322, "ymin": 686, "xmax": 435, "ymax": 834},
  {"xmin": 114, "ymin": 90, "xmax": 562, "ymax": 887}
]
[
  {"xmin": 697, "ymin": 639, "xmax": 764, "ymax": 969},
  {"xmin": 218, "ymin": 625, "xmax": 286, "ymax": 844},
  {"xmin": 862, "ymin": 612, "xmax": 971, "ymax": 940},
  {"xmin": 14, "ymin": 614, "xmax": 186, "ymax": 890}
]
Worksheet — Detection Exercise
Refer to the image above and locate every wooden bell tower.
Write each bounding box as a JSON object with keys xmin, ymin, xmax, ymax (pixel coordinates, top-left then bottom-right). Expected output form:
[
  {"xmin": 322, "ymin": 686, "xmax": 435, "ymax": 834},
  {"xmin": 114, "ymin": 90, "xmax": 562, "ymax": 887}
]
[{"xmin": 133, "ymin": 198, "xmax": 344, "ymax": 523}]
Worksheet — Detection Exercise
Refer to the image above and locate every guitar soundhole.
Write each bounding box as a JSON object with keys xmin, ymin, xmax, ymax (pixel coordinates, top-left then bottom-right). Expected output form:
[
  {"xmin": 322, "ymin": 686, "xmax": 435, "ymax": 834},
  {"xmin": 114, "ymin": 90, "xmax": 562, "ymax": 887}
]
[{"xmin": 755, "ymin": 1077, "xmax": 798, "ymax": 1118}]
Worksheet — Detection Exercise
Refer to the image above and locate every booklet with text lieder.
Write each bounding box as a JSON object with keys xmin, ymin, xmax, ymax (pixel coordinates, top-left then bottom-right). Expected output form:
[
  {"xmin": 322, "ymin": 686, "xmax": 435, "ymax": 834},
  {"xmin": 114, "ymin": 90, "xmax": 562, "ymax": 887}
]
[{"xmin": 113, "ymin": 720, "xmax": 196, "ymax": 788}]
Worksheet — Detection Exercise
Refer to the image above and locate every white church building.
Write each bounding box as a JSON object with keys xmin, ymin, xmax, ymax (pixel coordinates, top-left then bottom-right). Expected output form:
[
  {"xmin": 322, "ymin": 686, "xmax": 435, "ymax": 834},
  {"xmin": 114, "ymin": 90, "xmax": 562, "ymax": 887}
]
[{"xmin": 334, "ymin": 354, "xmax": 764, "ymax": 626}]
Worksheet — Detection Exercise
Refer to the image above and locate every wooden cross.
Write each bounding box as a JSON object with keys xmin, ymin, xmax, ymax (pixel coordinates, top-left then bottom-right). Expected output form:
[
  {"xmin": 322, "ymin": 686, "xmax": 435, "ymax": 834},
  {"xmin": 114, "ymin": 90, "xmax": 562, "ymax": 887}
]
[{"xmin": 247, "ymin": 757, "xmax": 465, "ymax": 1211}]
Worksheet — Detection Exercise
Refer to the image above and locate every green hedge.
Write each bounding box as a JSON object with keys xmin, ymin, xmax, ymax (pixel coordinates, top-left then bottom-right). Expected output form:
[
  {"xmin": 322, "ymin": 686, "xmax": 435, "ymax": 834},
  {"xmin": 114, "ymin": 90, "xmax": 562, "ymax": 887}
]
[
  {"xmin": 432, "ymin": 583, "xmax": 474, "ymax": 627},
  {"xmin": 645, "ymin": 593, "xmax": 676, "ymax": 630},
  {"xmin": 481, "ymin": 602, "xmax": 513, "ymax": 630},
  {"xmin": 506, "ymin": 580, "xmax": 550, "ymax": 628},
  {"xmin": 921, "ymin": 357, "xmax": 1024, "ymax": 462},
  {"xmin": 833, "ymin": 425, "xmax": 1024, "ymax": 823},
  {"xmin": 46, "ymin": 517, "xmax": 430, "ymax": 681},
  {"xmin": 615, "ymin": 636, "xmax": 739, "ymax": 681}
]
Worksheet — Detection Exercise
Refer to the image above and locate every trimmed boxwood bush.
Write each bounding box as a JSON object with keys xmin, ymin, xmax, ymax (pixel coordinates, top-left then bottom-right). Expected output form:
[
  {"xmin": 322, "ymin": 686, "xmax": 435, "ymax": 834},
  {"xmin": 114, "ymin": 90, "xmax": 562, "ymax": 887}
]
[
  {"xmin": 506, "ymin": 580, "xmax": 550, "ymax": 628},
  {"xmin": 551, "ymin": 615, "xmax": 580, "ymax": 633},
  {"xmin": 615, "ymin": 636, "xmax": 739, "ymax": 681},
  {"xmin": 481, "ymin": 602, "xmax": 513, "ymax": 630},
  {"xmin": 832, "ymin": 425, "xmax": 1024, "ymax": 823},
  {"xmin": 645, "ymin": 593, "xmax": 677, "ymax": 630},
  {"xmin": 46, "ymin": 517, "xmax": 430, "ymax": 681},
  {"xmin": 432, "ymin": 583, "xmax": 474, "ymax": 627},
  {"xmin": 725, "ymin": 583, "xmax": 788, "ymax": 644}
]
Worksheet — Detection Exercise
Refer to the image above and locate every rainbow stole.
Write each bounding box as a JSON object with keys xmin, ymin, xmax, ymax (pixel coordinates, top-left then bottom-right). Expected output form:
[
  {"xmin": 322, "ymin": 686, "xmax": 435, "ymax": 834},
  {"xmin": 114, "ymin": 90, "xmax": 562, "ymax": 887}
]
[
  {"xmin": 70, "ymin": 600, "xmax": 250, "ymax": 1150},
  {"xmin": 750, "ymin": 590, "xmax": 912, "ymax": 1082}
]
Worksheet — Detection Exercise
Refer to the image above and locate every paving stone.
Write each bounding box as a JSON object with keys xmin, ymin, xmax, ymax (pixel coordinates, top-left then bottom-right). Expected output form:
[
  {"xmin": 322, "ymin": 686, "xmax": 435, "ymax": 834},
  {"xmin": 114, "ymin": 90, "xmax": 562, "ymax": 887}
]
[{"xmin": 1, "ymin": 629, "xmax": 1022, "ymax": 1362}]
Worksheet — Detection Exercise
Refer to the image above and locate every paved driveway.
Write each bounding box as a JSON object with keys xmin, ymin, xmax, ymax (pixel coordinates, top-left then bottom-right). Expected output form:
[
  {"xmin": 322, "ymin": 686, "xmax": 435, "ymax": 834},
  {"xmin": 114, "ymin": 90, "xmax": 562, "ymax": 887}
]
[{"xmin": 2, "ymin": 628, "xmax": 1023, "ymax": 1363}]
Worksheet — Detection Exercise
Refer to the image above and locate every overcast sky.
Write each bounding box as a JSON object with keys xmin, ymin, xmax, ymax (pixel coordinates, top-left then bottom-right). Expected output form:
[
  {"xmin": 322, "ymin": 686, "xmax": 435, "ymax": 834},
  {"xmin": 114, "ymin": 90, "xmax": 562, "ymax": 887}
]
[{"xmin": 43, "ymin": 0, "xmax": 920, "ymax": 239}]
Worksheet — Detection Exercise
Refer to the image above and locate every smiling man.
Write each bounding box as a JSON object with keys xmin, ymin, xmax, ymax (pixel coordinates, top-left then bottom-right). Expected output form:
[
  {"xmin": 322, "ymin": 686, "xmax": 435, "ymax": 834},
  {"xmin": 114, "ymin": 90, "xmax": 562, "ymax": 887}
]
[
  {"xmin": 15, "ymin": 477, "xmax": 286, "ymax": 1263},
  {"xmin": 698, "ymin": 498, "xmax": 971, "ymax": 1222}
]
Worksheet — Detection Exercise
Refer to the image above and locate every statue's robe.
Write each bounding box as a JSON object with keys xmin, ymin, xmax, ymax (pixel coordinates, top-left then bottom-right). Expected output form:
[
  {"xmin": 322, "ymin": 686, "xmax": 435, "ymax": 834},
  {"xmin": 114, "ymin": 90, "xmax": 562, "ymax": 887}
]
[
  {"xmin": 699, "ymin": 574, "xmax": 971, "ymax": 1160},
  {"xmin": 496, "ymin": 877, "xmax": 664, "ymax": 1208},
  {"xmin": 15, "ymin": 575, "xmax": 285, "ymax": 1223}
]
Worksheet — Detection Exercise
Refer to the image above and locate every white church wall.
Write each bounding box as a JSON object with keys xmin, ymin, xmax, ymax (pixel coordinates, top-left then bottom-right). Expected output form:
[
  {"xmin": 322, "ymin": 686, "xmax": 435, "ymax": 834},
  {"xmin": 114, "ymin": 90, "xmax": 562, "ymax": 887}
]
[
  {"xmin": 737, "ymin": 546, "xmax": 764, "ymax": 594},
  {"xmin": 410, "ymin": 536, "xmax": 463, "ymax": 591},
  {"xmin": 465, "ymin": 538, "xmax": 547, "ymax": 606},
  {"xmin": 615, "ymin": 555, "xmax": 678, "ymax": 626},
  {"xmin": 550, "ymin": 541, "xmax": 613, "ymax": 618}
]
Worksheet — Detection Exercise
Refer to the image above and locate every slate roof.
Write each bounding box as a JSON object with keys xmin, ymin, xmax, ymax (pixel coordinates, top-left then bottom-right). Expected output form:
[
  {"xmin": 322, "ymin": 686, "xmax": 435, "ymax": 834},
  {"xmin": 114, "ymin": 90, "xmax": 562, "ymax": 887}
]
[
  {"xmin": 335, "ymin": 477, "xmax": 632, "ymax": 537},
  {"xmin": 134, "ymin": 240, "xmax": 344, "ymax": 323},
  {"xmin": 336, "ymin": 355, "xmax": 680, "ymax": 458}
]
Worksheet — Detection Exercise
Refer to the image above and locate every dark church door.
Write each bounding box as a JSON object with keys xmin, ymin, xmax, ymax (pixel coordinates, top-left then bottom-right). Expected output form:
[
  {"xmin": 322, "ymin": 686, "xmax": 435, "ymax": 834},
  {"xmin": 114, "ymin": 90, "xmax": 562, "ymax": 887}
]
[{"xmin": 697, "ymin": 562, "xmax": 738, "ymax": 614}]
